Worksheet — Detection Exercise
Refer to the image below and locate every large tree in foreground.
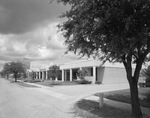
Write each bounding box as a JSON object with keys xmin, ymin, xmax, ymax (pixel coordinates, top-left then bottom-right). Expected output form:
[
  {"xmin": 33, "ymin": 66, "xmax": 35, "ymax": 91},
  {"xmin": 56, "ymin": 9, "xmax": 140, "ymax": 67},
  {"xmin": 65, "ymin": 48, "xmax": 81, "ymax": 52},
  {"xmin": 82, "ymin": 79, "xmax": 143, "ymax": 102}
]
[{"xmin": 52, "ymin": 0, "xmax": 150, "ymax": 117}]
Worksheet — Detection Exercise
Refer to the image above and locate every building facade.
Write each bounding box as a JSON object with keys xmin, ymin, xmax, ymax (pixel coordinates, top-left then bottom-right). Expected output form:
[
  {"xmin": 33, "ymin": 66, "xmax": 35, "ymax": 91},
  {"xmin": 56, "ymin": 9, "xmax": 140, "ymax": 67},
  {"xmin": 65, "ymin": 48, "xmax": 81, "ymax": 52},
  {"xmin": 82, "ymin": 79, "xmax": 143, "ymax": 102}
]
[
  {"xmin": 60, "ymin": 59, "xmax": 129, "ymax": 84},
  {"xmin": 28, "ymin": 59, "xmax": 134, "ymax": 84}
]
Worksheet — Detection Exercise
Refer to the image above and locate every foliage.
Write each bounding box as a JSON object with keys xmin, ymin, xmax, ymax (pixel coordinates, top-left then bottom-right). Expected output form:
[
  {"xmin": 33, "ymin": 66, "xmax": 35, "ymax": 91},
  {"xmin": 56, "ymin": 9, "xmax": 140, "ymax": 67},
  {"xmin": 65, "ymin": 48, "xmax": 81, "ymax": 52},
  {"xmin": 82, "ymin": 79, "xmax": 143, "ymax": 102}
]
[
  {"xmin": 76, "ymin": 68, "xmax": 90, "ymax": 80},
  {"xmin": 95, "ymin": 81, "xmax": 102, "ymax": 84},
  {"xmin": 29, "ymin": 71, "xmax": 36, "ymax": 80},
  {"xmin": 140, "ymin": 66, "xmax": 150, "ymax": 79},
  {"xmin": 1, "ymin": 63, "xmax": 10, "ymax": 79},
  {"xmin": 52, "ymin": 0, "xmax": 150, "ymax": 117},
  {"xmin": 24, "ymin": 79, "xmax": 41, "ymax": 83},
  {"xmin": 77, "ymin": 79, "xmax": 92, "ymax": 84},
  {"xmin": 48, "ymin": 65, "xmax": 61, "ymax": 80},
  {"xmin": 140, "ymin": 66, "xmax": 150, "ymax": 87},
  {"xmin": 2, "ymin": 61, "xmax": 26, "ymax": 82}
]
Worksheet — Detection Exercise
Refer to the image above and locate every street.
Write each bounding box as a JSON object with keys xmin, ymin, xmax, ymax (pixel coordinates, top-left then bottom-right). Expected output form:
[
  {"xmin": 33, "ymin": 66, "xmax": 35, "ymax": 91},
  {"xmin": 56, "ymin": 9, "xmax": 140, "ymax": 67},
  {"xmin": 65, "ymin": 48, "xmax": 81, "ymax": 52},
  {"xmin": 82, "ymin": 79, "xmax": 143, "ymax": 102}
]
[{"xmin": 0, "ymin": 78, "xmax": 74, "ymax": 118}]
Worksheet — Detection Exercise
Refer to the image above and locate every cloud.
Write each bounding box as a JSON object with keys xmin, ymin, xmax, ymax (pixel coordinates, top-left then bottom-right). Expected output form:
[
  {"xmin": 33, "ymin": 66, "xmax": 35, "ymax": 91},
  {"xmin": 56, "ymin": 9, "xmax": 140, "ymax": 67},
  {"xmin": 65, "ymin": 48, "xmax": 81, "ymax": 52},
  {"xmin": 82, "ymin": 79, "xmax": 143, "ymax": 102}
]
[
  {"xmin": 0, "ymin": 0, "xmax": 69, "ymax": 34},
  {"xmin": 0, "ymin": 0, "xmax": 80, "ymax": 70},
  {"xmin": 0, "ymin": 22, "xmax": 68, "ymax": 62}
]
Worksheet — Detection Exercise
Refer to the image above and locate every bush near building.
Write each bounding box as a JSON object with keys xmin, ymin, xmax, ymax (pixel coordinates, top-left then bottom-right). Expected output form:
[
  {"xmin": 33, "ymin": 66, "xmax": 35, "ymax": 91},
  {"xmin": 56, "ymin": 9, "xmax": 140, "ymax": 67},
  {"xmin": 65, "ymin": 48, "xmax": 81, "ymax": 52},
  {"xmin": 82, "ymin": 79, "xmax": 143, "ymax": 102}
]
[{"xmin": 140, "ymin": 66, "xmax": 150, "ymax": 87}]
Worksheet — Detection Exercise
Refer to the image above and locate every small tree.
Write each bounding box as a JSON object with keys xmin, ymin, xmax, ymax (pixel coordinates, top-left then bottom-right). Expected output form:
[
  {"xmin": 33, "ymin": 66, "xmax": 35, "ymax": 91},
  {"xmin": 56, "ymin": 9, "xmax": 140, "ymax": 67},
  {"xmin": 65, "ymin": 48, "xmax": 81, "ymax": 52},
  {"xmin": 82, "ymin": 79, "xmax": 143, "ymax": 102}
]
[
  {"xmin": 3, "ymin": 61, "xmax": 26, "ymax": 82},
  {"xmin": 76, "ymin": 68, "xmax": 90, "ymax": 80},
  {"xmin": 1, "ymin": 63, "xmax": 10, "ymax": 79},
  {"xmin": 52, "ymin": 0, "xmax": 150, "ymax": 117},
  {"xmin": 48, "ymin": 65, "xmax": 61, "ymax": 80},
  {"xmin": 141, "ymin": 66, "xmax": 150, "ymax": 87},
  {"xmin": 29, "ymin": 71, "xmax": 36, "ymax": 80}
]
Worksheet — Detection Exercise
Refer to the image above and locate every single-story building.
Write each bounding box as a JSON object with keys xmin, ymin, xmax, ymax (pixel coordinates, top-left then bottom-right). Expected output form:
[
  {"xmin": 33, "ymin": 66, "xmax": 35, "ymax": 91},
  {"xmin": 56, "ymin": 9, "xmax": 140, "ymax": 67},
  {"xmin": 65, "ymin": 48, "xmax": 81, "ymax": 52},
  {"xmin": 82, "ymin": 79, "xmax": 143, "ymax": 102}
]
[{"xmin": 60, "ymin": 59, "xmax": 131, "ymax": 84}]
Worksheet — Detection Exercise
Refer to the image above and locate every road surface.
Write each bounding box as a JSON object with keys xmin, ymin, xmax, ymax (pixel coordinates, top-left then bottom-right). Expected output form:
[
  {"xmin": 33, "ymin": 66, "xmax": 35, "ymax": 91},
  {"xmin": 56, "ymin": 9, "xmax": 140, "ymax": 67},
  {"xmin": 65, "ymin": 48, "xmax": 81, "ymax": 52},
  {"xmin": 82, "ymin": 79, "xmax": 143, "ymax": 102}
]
[{"xmin": 0, "ymin": 78, "xmax": 75, "ymax": 118}]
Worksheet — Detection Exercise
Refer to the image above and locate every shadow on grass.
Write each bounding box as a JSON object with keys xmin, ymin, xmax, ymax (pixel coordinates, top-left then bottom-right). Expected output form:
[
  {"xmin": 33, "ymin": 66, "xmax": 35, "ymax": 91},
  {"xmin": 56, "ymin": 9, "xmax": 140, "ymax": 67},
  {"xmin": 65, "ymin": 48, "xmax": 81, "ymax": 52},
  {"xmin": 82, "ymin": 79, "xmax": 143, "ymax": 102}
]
[
  {"xmin": 94, "ymin": 88, "xmax": 150, "ymax": 108},
  {"xmin": 73, "ymin": 99, "xmax": 132, "ymax": 118},
  {"xmin": 104, "ymin": 93, "xmax": 150, "ymax": 108}
]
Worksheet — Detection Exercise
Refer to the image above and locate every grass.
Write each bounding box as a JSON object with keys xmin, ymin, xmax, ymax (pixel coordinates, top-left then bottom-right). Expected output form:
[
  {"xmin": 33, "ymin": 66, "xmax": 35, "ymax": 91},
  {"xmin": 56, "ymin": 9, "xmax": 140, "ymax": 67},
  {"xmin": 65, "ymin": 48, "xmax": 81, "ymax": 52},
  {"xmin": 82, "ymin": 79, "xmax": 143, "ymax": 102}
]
[
  {"xmin": 9, "ymin": 79, "xmax": 38, "ymax": 88},
  {"xmin": 95, "ymin": 87, "xmax": 150, "ymax": 108},
  {"xmin": 24, "ymin": 79, "xmax": 41, "ymax": 83},
  {"xmin": 74, "ymin": 88, "xmax": 150, "ymax": 118},
  {"xmin": 31, "ymin": 79, "xmax": 92, "ymax": 87},
  {"xmin": 73, "ymin": 99, "xmax": 133, "ymax": 118},
  {"xmin": 36, "ymin": 80, "xmax": 80, "ymax": 87},
  {"xmin": 16, "ymin": 81, "xmax": 38, "ymax": 87}
]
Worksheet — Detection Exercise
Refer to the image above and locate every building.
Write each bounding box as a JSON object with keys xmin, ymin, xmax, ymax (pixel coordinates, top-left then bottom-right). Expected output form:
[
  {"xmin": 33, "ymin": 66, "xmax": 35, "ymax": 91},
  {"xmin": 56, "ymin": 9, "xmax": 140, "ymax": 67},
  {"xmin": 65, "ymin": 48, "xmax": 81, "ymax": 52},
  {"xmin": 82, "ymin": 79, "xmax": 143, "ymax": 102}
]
[
  {"xmin": 60, "ymin": 59, "xmax": 130, "ymax": 84},
  {"xmin": 30, "ymin": 59, "xmax": 135, "ymax": 84}
]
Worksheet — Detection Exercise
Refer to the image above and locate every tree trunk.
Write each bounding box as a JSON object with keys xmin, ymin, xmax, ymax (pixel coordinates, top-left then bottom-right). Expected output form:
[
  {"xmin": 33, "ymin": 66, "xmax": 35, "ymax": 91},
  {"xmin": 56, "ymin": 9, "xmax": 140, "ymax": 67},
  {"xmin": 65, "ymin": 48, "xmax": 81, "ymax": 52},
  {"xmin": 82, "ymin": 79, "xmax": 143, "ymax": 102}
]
[
  {"xmin": 129, "ymin": 78, "xmax": 143, "ymax": 118},
  {"xmin": 14, "ymin": 74, "xmax": 17, "ymax": 82},
  {"xmin": 6, "ymin": 74, "xmax": 9, "ymax": 79},
  {"xmin": 15, "ymin": 77, "xmax": 17, "ymax": 82}
]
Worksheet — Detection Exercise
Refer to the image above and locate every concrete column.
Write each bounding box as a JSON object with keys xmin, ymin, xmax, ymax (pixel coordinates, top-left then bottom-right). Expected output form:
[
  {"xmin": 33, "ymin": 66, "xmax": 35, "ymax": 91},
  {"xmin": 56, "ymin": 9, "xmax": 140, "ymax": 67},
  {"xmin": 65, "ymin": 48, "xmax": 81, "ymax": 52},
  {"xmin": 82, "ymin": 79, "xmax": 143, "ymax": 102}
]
[
  {"xmin": 64, "ymin": 70, "xmax": 67, "ymax": 81},
  {"xmin": 36, "ymin": 72, "xmax": 38, "ymax": 79},
  {"xmin": 93, "ymin": 66, "xmax": 96, "ymax": 84},
  {"xmin": 70, "ymin": 68, "xmax": 72, "ymax": 81},
  {"xmin": 62, "ymin": 69, "xmax": 64, "ymax": 81},
  {"xmin": 46, "ymin": 70, "xmax": 48, "ymax": 80},
  {"xmin": 42, "ymin": 71, "xmax": 44, "ymax": 80},
  {"xmin": 37, "ymin": 72, "xmax": 39, "ymax": 79}
]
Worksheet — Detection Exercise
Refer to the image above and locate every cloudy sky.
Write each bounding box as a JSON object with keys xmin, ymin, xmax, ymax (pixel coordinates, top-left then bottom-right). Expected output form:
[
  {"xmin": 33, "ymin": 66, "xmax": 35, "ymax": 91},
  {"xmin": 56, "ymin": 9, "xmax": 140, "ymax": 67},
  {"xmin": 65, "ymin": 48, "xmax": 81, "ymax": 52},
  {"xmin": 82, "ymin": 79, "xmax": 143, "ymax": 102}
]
[{"xmin": 0, "ymin": 0, "xmax": 85, "ymax": 70}]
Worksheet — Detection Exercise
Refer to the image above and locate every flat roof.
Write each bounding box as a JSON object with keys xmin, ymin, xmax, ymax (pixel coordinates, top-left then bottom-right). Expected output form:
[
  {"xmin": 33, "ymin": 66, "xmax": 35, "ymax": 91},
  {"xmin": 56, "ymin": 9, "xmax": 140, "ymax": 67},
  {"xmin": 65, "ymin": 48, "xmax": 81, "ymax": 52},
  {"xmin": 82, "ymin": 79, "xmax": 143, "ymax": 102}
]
[{"xmin": 60, "ymin": 59, "xmax": 126, "ymax": 69}]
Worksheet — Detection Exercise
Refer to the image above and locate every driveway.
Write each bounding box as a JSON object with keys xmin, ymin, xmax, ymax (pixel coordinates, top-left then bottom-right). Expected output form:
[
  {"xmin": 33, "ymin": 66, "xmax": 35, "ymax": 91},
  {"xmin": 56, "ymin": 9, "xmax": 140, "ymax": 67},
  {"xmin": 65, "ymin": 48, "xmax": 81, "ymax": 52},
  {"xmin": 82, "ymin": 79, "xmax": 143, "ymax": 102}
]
[{"xmin": 0, "ymin": 78, "xmax": 130, "ymax": 118}]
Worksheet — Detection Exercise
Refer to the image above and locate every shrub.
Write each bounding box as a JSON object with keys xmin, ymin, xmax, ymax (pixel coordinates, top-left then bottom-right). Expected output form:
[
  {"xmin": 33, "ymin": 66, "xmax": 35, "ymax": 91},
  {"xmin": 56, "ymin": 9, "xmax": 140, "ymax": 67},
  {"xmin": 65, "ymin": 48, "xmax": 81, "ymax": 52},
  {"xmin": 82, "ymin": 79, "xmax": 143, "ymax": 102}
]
[
  {"xmin": 76, "ymin": 68, "xmax": 90, "ymax": 80},
  {"xmin": 24, "ymin": 79, "xmax": 41, "ymax": 83},
  {"xmin": 77, "ymin": 79, "xmax": 92, "ymax": 84},
  {"xmin": 95, "ymin": 81, "xmax": 102, "ymax": 84},
  {"xmin": 146, "ymin": 79, "xmax": 150, "ymax": 87}
]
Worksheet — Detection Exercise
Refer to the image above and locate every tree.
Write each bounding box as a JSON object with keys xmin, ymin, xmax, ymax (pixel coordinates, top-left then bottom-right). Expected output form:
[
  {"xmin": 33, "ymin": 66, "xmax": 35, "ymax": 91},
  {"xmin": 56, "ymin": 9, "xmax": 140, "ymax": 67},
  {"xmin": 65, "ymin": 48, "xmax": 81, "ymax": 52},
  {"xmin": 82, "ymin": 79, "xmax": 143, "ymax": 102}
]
[
  {"xmin": 76, "ymin": 68, "xmax": 90, "ymax": 80},
  {"xmin": 1, "ymin": 63, "xmax": 10, "ymax": 79},
  {"xmin": 52, "ymin": 0, "xmax": 150, "ymax": 117},
  {"xmin": 3, "ymin": 61, "xmax": 26, "ymax": 82},
  {"xmin": 48, "ymin": 65, "xmax": 61, "ymax": 80}
]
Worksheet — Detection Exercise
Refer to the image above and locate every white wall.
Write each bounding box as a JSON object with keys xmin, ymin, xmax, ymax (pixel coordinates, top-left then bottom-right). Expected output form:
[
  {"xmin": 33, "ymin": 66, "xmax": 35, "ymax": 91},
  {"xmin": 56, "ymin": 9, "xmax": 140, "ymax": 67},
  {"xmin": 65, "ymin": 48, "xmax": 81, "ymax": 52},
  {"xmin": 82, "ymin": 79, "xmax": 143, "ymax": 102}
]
[{"xmin": 97, "ymin": 67, "xmax": 128, "ymax": 84}]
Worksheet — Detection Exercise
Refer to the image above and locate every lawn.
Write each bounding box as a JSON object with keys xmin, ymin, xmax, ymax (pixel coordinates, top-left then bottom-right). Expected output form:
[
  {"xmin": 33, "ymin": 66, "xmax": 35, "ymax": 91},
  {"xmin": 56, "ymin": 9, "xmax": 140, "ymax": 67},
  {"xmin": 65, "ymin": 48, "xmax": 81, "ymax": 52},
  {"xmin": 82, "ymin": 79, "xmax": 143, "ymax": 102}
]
[
  {"xmin": 73, "ymin": 99, "xmax": 133, "ymax": 118},
  {"xmin": 24, "ymin": 79, "xmax": 92, "ymax": 87},
  {"xmin": 36, "ymin": 80, "xmax": 80, "ymax": 87},
  {"xmin": 74, "ymin": 88, "xmax": 150, "ymax": 118},
  {"xmin": 9, "ymin": 79, "xmax": 38, "ymax": 88},
  {"xmin": 96, "ymin": 87, "xmax": 150, "ymax": 108}
]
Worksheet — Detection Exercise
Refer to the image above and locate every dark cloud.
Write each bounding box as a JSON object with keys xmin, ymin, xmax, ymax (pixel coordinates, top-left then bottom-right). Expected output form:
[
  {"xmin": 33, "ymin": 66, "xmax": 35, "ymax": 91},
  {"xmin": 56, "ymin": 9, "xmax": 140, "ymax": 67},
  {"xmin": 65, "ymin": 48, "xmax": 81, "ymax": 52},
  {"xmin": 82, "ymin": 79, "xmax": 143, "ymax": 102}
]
[{"xmin": 0, "ymin": 0, "xmax": 68, "ymax": 34}]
